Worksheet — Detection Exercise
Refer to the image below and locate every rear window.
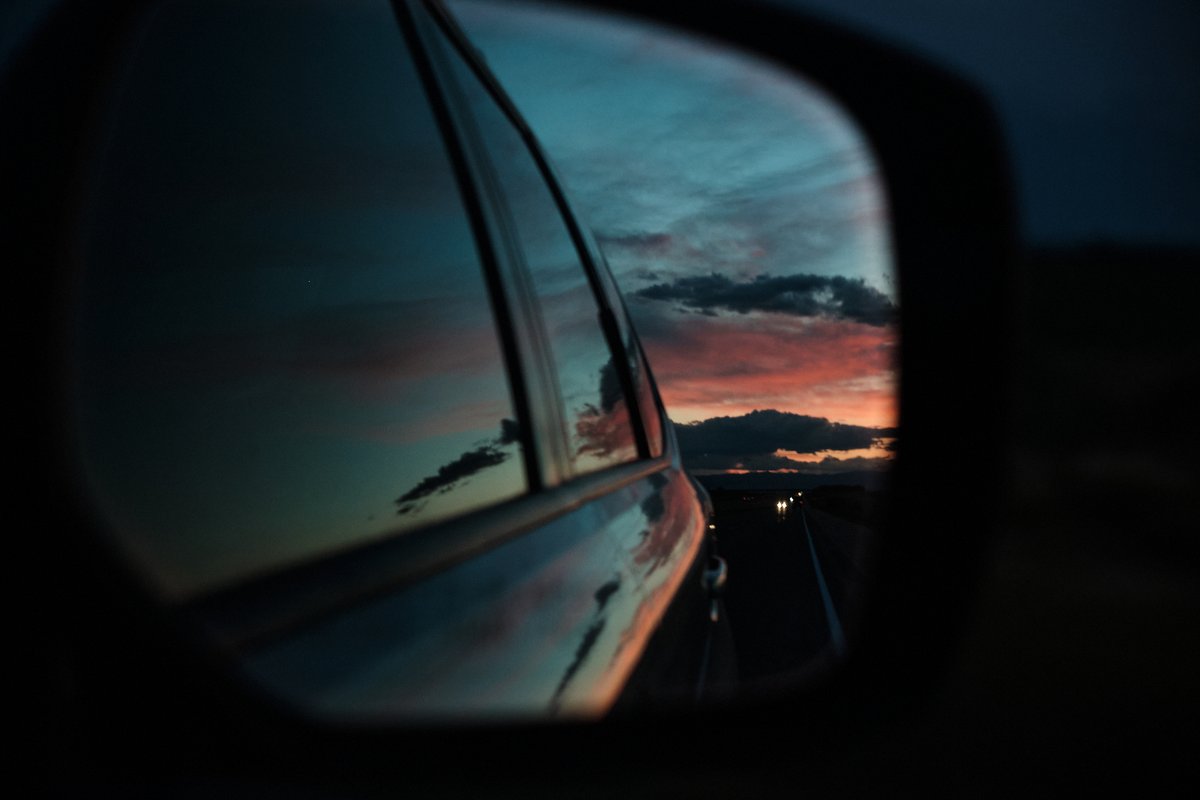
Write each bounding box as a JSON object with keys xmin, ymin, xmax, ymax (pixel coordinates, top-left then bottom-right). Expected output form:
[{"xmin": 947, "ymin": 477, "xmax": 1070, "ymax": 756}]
[{"xmin": 74, "ymin": 0, "xmax": 525, "ymax": 599}]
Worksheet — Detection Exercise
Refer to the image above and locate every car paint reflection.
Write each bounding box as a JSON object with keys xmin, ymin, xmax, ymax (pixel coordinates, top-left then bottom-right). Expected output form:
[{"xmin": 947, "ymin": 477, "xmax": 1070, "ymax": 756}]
[{"xmin": 243, "ymin": 464, "xmax": 703, "ymax": 718}]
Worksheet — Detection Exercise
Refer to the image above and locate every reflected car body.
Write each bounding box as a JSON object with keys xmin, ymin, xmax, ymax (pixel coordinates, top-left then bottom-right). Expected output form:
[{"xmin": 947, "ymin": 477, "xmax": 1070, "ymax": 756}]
[{"xmin": 11, "ymin": 0, "xmax": 730, "ymax": 720}]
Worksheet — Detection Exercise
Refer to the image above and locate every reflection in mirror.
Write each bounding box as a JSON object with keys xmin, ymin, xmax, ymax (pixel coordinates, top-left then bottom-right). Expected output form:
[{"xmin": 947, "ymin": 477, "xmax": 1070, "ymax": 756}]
[
  {"xmin": 69, "ymin": 0, "xmax": 896, "ymax": 723},
  {"xmin": 453, "ymin": 0, "xmax": 896, "ymax": 687}
]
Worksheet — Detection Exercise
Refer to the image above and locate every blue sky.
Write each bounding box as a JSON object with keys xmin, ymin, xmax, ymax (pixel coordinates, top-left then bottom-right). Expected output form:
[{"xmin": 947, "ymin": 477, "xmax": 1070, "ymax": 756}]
[
  {"xmin": 452, "ymin": 0, "xmax": 899, "ymax": 450},
  {"xmin": 452, "ymin": 0, "xmax": 893, "ymax": 298}
]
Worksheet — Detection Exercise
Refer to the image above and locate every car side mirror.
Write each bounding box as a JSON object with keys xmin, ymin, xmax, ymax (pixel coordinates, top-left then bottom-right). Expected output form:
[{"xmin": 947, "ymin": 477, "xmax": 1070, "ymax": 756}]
[{"xmin": 15, "ymin": 0, "xmax": 1013, "ymax": 783}]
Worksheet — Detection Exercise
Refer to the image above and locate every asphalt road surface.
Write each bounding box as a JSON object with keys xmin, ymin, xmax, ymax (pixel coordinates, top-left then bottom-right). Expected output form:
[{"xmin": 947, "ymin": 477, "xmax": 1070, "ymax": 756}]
[{"xmin": 714, "ymin": 497, "xmax": 873, "ymax": 685}]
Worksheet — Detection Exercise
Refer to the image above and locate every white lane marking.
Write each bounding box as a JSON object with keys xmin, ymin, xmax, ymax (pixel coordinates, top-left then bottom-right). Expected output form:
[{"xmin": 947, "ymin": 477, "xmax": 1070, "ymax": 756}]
[{"xmin": 802, "ymin": 510, "xmax": 847, "ymax": 656}]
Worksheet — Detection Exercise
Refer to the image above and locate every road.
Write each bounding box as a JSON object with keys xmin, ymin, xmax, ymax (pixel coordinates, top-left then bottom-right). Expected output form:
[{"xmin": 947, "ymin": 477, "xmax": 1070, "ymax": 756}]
[{"xmin": 713, "ymin": 496, "xmax": 874, "ymax": 686}]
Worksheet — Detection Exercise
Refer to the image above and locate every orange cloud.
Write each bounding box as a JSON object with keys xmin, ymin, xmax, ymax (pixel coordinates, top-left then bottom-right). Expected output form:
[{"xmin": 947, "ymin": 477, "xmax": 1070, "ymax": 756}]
[{"xmin": 636, "ymin": 310, "xmax": 897, "ymax": 428}]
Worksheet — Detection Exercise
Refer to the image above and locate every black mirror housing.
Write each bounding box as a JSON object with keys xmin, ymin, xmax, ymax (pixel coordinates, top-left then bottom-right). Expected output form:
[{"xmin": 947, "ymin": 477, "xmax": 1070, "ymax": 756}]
[{"xmin": 16, "ymin": 0, "xmax": 1015, "ymax": 790}]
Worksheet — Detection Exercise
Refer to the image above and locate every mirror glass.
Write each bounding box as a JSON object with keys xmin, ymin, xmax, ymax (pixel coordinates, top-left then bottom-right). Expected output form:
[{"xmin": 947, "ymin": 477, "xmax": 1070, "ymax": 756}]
[
  {"xmin": 71, "ymin": 0, "xmax": 895, "ymax": 720},
  {"xmin": 452, "ymin": 0, "xmax": 896, "ymax": 687}
]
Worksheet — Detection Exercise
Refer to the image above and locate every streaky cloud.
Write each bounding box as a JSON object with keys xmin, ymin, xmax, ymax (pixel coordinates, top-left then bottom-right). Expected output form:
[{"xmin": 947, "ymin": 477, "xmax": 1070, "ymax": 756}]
[{"xmin": 597, "ymin": 231, "xmax": 673, "ymax": 253}]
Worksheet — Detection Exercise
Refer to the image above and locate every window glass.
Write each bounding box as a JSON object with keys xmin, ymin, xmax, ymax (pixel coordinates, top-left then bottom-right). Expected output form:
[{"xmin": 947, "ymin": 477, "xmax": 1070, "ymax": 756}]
[
  {"xmin": 75, "ymin": 0, "xmax": 525, "ymax": 599},
  {"xmin": 435, "ymin": 28, "xmax": 639, "ymax": 475}
]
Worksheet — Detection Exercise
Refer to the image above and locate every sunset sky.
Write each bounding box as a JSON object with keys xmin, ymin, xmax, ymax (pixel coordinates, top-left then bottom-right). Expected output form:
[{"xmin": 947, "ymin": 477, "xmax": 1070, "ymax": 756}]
[{"xmin": 452, "ymin": 0, "xmax": 898, "ymax": 475}]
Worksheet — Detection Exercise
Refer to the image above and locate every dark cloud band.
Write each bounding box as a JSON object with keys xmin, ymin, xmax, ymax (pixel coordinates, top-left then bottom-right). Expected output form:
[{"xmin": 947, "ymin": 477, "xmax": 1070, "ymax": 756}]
[
  {"xmin": 635, "ymin": 271, "xmax": 895, "ymax": 326},
  {"xmin": 675, "ymin": 409, "xmax": 894, "ymax": 470}
]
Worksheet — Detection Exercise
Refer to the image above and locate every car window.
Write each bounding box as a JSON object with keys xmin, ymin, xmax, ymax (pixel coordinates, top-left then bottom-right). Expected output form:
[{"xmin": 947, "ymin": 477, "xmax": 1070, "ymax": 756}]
[
  {"xmin": 74, "ymin": 0, "xmax": 526, "ymax": 599},
  {"xmin": 431, "ymin": 23, "xmax": 641, "ymax": 477}
]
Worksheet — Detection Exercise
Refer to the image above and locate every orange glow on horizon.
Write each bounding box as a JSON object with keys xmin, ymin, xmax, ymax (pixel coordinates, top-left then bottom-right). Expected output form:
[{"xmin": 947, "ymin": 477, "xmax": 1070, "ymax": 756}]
[{"xmin": 776, "ymin": 443, "xmax": 893, "ymax": 464}]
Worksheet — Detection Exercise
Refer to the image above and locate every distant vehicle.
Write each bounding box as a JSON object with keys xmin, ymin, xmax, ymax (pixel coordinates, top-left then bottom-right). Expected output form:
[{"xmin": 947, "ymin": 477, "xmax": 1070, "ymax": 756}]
[{"xmin": 15, "ymin": 0, "xmax": 731, "ymax": 720}]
